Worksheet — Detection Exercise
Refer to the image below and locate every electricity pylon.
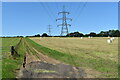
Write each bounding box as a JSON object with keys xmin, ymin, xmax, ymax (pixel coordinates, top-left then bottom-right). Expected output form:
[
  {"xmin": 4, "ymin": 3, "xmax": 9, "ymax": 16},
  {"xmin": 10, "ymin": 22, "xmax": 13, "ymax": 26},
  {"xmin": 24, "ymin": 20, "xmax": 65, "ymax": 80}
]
[
  {"xmin": 48, "ymin": 24, "xmax": 52, "ymax": 36},
  {"xmin": 56, "ymin": 5, "xmax": 72, "ymax": 36}
]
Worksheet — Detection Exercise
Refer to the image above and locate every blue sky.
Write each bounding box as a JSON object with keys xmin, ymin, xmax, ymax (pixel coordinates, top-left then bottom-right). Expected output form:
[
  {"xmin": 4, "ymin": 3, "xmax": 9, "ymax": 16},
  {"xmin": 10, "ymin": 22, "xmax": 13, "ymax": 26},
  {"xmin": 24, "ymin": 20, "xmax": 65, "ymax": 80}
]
[{"xmin": 2, "ymin": 2, "xmax": 118, "ymax": 36}]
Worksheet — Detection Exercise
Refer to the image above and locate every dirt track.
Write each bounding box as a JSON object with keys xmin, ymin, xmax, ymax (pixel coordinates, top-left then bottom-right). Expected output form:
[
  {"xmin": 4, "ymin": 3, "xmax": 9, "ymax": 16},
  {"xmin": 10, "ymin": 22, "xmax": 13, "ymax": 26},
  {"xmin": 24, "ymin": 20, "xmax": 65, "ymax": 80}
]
[
  {"xmin": 16, "ymin": 50, "xmax": 86, "ymax": 78},
  {"xmin": 16, "ymin": 40, "xmax": 87, "ymax": 79},
  {"xmin": 20, "ymin": 61, "xmax": 86, "ymax": 78}
]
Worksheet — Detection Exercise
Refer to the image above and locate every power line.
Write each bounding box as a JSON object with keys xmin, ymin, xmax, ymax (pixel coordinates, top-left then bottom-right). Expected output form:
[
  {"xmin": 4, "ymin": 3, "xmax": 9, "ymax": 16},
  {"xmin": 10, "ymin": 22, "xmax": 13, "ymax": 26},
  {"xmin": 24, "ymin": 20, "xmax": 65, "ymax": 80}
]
[
  {"xmin": 68, "ymin": 2, "xmax": 72, "ymax": 13},
  {"xmin": 40, "ymin": 2, "xmax": 55, "ymax": 24},
  {"xmin": 70, "ymin": 2, "xmax": 82, "ymax": 20},
  {"xmin": 56, "ymin": 5, "xmax": 72, "ymax": 36},
  {"xmin": 44, "ymin": 3, "xmax": 57, "ymax": 20},
  {"xmin": 71, "ymin": 2, "xmax": 87, "ymax": 24}
]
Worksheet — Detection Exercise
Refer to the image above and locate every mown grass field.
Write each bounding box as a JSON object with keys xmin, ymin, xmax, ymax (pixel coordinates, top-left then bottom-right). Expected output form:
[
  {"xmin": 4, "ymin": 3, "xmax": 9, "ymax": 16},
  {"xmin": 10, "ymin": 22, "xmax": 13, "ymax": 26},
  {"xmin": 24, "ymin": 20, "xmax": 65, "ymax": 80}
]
[
  {"xmin": 1, "ymin": 37, "xmax": 118, "ymax": 78},
  {"xmin": 30, "ymin": 37, "xmax": 118, "ymax": 78},
  {"xmin": 2, "ymin": 38, "xmax": 25, "ymax": 78}
]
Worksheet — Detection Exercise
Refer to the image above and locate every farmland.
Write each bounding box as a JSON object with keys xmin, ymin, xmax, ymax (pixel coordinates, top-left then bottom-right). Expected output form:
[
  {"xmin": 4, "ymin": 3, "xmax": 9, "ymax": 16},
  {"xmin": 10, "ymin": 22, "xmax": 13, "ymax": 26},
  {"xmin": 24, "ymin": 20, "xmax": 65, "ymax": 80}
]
[
  {"xmin": 2, "ymin": 38, "xmax": 25, "ymax": 78},
  {"xmin": 1, "ymin": 37, "xmax": 118, "ymax": 78},
  {"xmin": 30, "ymin": 37, "xmax": 118, "ymax": 78},
  {"xmin": 2, "ymin": 1, "xmax": 119, "ymax": 79}
]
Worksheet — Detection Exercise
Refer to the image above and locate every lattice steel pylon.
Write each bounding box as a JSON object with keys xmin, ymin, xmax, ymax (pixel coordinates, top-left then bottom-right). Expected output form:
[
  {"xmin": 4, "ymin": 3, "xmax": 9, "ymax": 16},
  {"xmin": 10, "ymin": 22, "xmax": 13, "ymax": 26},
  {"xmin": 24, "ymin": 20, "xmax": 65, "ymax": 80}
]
[
  {"xmin": 56, "ymin": 5, "xmax": 72, "ymax": 36},
  {"xmin": 48, "ymin": 24, "xmax": 52, "ymax": 36}
]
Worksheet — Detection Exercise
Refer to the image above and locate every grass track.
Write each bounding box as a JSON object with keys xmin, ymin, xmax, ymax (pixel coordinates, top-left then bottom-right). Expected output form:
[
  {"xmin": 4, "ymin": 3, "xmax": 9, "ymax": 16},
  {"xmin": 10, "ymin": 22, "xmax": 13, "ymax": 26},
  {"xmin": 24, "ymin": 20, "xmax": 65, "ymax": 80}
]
[{"xmin": 2, "ymin": 38, "xmax": 25, "ymax": 78}]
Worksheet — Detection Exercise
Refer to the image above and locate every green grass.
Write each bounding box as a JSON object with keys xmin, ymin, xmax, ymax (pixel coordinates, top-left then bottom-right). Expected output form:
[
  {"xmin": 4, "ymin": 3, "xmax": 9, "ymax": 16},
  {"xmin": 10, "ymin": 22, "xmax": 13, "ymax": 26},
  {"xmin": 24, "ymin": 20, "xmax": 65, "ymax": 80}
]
[
  {"xmin": 2, "ymin": 38, "xmax": 25, "ymax": 78},
  {"xmin": 1, "ymin": 37, "xmax": 118, "ymax": 78},
  {"xmin": 2, "ymin": 38, "xmax": 20, "ymax": 56},
  {"xmin": 28, "ymin": 37, "xmax": 118, "ymax": 78},
  {"xmin": 24, "ymin": 38, "xmax": 39, "ymax": 59}
]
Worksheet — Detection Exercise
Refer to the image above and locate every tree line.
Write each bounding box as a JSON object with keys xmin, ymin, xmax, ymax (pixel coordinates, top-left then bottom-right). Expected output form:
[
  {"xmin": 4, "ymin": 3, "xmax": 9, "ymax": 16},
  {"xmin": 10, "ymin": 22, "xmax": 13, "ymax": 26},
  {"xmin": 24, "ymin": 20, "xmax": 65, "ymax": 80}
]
[
  {"xmin": 67, "ymin": 30, "xmax": 120, "ymax": 37},
  {"xmin": 26, "ymin": 30, "xmax": 120, "ymax": 37}
]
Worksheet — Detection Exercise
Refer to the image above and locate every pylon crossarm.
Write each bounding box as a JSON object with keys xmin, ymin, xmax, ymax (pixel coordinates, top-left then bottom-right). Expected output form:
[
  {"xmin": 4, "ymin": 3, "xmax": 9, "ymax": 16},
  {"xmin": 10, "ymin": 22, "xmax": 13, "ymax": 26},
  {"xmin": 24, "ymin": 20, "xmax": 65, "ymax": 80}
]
[
  {"xmin": 56, "ymin": 18, "xmax": 63, "ymax": 21},
  {"xmin": 58, "ymin": 12, "xmax": 69, "ymax": 15},
  {"xmin": 56, "ymin": 18, "xmax": 72, "ymax": 21},
  {"xmin": 57, "ymin": 24, "xmax": 63, "ymax": 27},
  {"xmin": 66, "ymin": 18, "xmax": 72, "ymax": 21},
  {"xmin": 66, "ymin": 24, "xmax": 71, "ymax": 26}
]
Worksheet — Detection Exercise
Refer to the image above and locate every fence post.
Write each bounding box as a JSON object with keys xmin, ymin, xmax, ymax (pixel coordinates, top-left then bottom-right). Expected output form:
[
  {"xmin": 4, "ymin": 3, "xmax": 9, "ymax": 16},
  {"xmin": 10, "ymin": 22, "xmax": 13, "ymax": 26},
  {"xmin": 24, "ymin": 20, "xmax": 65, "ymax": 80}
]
[{"xmin": 11, "ymin": 46, "xmax": 15, "ymax": 56}]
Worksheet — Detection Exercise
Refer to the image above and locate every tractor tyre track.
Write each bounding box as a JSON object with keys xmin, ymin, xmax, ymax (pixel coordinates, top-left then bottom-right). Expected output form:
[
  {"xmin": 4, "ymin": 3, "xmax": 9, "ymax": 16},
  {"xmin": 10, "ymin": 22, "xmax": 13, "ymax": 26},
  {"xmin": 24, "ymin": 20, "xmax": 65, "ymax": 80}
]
[{"xmin": 16, "ymin": 39, "xmax": 87, "ymax": 78}]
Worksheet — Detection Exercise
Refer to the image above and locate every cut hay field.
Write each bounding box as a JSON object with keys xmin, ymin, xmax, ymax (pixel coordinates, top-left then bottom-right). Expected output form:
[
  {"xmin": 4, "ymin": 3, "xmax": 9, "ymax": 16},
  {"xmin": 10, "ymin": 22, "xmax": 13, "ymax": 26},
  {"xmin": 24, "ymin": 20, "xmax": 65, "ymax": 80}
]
[{"xmin": 30, "ymin": 37, "xmax": 118, "ymax": 78}]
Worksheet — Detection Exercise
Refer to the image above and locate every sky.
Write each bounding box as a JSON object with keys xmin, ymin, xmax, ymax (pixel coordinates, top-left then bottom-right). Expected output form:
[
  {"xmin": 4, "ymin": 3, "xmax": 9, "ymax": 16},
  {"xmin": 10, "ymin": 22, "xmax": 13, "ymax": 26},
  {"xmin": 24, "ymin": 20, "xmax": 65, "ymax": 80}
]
[{"xmin": 2, "ymin": 2, "xmax": 118, "ymax": 36}]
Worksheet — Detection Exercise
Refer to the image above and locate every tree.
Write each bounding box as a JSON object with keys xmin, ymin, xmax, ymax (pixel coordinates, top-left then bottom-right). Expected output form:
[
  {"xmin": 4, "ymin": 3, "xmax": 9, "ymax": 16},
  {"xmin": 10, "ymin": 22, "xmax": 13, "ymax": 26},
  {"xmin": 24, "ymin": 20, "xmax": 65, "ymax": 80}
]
[
  {"xmin": 98, "ymin": 31, "xmax": 109, "ymax": 37},
  {"xmin": 42, "ymin": 33, "xmax": 48, "ymax": 37},
  {"xmin": 114, "ymin": 30, "xmax": 120, "ymax": 37},
  {"xmin": 66, "ymin": 33, "xmax": 74, "ymax": 37},
  {"xmin": 97, "ymin": 30, "xmax": 120, "ymax": 37},
  {"xmin": 89, "ymin": 32, "xmax": 97, "ymax": 37},
  {"xmin": 34, "ymin": 34, "xmax": 40, "ymax": 37},
  {"xmin": 66, "ymin": 32, "xmax": 84, "ymax": 37},
  {"xmin": 108, "ymin": 30, "xmax": 120, "ymax": 37}
]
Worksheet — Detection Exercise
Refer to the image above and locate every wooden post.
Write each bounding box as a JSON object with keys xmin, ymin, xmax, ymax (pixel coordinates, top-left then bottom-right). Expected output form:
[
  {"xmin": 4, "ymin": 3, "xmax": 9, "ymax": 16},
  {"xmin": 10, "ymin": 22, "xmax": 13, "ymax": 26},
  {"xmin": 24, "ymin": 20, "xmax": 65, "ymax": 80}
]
[
  {"xmin": 23, "ymin": 53, "xmax": 27, "ymax": 68},
  {"xmin": 11, "ymin": 46, "xmax": 15, "ymax": 56}
]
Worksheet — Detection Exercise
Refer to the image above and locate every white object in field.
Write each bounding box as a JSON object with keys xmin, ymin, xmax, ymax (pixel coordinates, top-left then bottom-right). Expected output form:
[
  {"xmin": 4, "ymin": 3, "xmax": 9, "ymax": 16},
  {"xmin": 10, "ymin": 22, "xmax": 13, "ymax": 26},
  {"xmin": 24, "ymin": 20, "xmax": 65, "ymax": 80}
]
[
  {"xmin": 108, "ymin": 36, "xmax": 110, "ymax": 38},
  {"xmin": 91, "ymin": 36, "xmax": 93, "ymax": 38},
  {"xmin": 107, "ymin": 39, "xmax": 112, "ymax": 43},
  {"xmin": 112, "ymin": 37, "xmax": 115, "ymax": 40},
  {"xmin": 40, "ymin": 37, "xmax": 42, "ymax": 39},
  {"xmin": 110, "ymin": 37, "xmax": 115, "ymax": 41},
  {"xmin": 88, "ymin": 36, "xmax": 91, "ymax": 38},
  {"xmin": 110, "ymin": 38, "xmax": 113, "ymax": 41},
  {"xmin": 80, "ymin": 37, "xmax": 83, "ymax": 39}
]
